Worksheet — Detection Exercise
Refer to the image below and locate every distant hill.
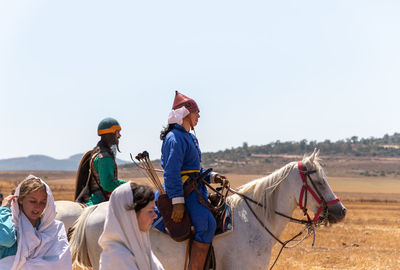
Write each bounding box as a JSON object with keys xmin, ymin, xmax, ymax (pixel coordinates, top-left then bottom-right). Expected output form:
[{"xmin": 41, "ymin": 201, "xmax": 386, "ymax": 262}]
[
  {"xmin": 0, "ymin": 154, "xmax": 129, "ymax": 171},
  {"xmin": 3, "ymin": 133, "xmax": 400, "ymax": 172}
]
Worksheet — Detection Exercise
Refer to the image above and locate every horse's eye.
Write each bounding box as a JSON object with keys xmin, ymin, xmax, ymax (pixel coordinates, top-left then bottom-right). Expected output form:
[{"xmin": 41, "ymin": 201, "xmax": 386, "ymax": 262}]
[{"xmin": 317, "ymin": 180, "xmax": 326, "ymax": 187}]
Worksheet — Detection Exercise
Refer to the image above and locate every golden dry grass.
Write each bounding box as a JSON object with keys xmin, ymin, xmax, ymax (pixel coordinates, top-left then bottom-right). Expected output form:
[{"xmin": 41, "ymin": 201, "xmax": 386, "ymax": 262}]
[
  {"xmin": 327, "ymin": 176, "xmax": 400, "ymax": 194},
  {"xmin": 1, "ymin": 172, "xmax": 400, "ymax": 269},
  {"xmin": 270, "ymin": 201, "xmax": 400, "ymax": 269},
  {"xmin": 0, "ymin": 172, "xmax": 150, "ymax": 201}
]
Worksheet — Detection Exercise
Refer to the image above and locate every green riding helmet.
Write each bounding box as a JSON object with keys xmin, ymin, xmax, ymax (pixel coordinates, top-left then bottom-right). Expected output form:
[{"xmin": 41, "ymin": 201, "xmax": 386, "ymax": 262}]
[{"xmin": 97, "ymin": 117, "xmax": 121, "ymax": 136}]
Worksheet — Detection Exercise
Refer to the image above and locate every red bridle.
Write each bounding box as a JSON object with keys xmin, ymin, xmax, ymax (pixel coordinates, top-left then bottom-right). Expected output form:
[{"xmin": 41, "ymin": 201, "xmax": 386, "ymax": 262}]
[{"xmin": 298, "ymin": 161, "xmax": 341, "ymax": 223}]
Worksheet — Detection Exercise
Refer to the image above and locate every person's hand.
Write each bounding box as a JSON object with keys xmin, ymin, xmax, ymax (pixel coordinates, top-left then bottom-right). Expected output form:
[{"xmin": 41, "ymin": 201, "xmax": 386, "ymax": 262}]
[
  {"xmin": 1, "ymin": 195, "xmax": 18, "ymax": 208},
  {"xmin": 171, "ymin": 203, "xmax": 185, "ymax": 223},
  {"xmin": 214, "ymin": 174, "xmax": 229, "ymax": 185}
]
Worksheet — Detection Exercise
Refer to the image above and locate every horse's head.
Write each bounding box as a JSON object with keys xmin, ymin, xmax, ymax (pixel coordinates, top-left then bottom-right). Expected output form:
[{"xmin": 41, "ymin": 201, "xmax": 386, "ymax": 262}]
[{"xmin": 297, "ymin": 149, "xmax": 346, "ymax": 224}]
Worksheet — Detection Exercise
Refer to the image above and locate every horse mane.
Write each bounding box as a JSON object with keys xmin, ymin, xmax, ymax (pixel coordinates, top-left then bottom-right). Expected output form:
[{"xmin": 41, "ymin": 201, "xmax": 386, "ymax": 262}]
[
  {"xmin": 227, "ymin": 152, "xmax": 322, "ymax": 222},
  {"xmin": 227, "ymin": 162, "xmax": 296, "ymax": 221}
]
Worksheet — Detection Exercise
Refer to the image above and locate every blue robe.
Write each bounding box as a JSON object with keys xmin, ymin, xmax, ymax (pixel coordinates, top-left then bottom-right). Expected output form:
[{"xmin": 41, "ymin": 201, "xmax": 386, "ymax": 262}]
[
  {"xmin": 0, "ymin": 206, "xmax": 41, "ymax": 259},
  {"xmin": 0, "ymin": 206, "xmax": 17, "ymax": 259},
  {"xmin": 154, "ymin": 124, "xmax": 216, "ymax": 243}
]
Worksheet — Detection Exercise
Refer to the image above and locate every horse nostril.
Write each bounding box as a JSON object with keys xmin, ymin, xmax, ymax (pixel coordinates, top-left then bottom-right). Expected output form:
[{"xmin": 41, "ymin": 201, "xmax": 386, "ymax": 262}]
[{"xmin": 342, "ymin": 208, "xmax": 347, "ymax": 216}]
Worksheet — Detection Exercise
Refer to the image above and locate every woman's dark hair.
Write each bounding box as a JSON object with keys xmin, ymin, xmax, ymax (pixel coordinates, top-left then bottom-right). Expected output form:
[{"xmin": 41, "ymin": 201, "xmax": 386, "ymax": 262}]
[
  {"xmin": 160, "ymin": 124, "xmax": 175, "ymax": 141},
  {"xmin": 127, "ymin": 182, "xmax": 155, "ymax": 212}
]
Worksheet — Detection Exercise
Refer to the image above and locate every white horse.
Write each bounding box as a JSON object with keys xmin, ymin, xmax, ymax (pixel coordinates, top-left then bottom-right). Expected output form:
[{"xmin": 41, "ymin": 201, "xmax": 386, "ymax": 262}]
[
  {"xmin": 68, "ymin": 150, "xmax": 346, "ymax": 270},
  {"xmin": 55, "ymin": 200, "xmax": 85, "ymax": 231}
]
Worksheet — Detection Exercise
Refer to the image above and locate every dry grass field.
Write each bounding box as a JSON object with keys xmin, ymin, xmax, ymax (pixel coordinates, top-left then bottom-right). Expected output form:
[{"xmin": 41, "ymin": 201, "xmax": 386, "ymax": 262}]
[
  {"xmin": 271, "ymin": 200, "xmax": 400, "ymax": 269},
  {"xmin": 1, "ymin": 172, "xmax": 399, "ymax": 269}
]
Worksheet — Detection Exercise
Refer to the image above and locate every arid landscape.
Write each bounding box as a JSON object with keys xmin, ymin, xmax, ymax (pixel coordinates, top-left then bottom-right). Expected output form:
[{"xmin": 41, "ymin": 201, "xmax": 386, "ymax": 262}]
[
  {"xmin": 1, "ymin": 155, "xmax": 399, "ymax": 269},
  {"xmin": 3, "ymin": 1, "xmax": 400, "ymax": 268}
]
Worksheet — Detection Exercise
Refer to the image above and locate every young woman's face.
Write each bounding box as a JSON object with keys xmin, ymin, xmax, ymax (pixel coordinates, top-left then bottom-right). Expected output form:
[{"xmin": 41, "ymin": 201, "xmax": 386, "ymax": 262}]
[
  {"xmin": 20, "ymin": 188, "xmax": 47, "ymax": 226},
  {"xmin": 189, "ymin": 111, "xmax": 200, "ymax": 127},
  {"xmin": 136, "ymin": 200, "xmax": 157, "ymax": 232}
]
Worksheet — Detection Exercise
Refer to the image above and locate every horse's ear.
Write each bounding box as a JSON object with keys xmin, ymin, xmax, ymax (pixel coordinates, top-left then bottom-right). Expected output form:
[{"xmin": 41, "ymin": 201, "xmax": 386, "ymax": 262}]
[
  {"xmin": 316, "ymin": 148, "xmax": 320, "ymax": 158},
  {"xmin": 310, "ymin": 148, "xmax": 317, "ymax": 162}
]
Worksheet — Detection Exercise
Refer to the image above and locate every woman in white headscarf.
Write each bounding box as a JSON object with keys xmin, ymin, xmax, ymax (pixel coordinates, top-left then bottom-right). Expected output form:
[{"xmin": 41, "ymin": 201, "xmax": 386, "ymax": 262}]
[
  {"xmin": 98, "ymin": 181, "xmax": 164, "ymax": 270},
  {"xmin": 0, "ymin": 175, "xmax": 72, "ymax": 270}
]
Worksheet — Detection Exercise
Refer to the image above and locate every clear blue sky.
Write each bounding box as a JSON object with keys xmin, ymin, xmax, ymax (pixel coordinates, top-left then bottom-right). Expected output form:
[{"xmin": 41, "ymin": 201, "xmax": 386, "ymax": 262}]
[{"xmin": 1, "ymin": 1, "xmax": 399, "ymax": 161}]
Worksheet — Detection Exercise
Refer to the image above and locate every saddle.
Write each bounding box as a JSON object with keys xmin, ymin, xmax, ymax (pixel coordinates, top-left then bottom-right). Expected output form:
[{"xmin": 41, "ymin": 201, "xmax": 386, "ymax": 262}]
[
  {"xmin": 183, "ymin": 170, "xmax": 232, "ymax": 235},
  {"xmin": 208, "ymin": 192, "xmax": 232, "ymax": 235}
]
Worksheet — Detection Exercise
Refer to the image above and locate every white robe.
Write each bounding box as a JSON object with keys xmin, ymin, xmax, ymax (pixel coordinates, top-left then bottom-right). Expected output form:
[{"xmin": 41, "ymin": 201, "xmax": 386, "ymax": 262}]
[
  {"xmin": 98, "ymin": 182, "xmax": 164, "ymax": 270},
  {"xmin": 0, "ymin": 175, "xmax": 72, "ymax": 270}
]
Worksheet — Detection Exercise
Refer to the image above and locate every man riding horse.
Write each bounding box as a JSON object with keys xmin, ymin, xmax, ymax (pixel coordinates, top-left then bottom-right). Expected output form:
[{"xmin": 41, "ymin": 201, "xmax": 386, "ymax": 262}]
[
  {"xmin": 155, "ymin": 91, "xmax": 228, "ymax": 270},
  {"xmin": 75, "ymin": 117, "xmax": 126, "ymax": 205}
]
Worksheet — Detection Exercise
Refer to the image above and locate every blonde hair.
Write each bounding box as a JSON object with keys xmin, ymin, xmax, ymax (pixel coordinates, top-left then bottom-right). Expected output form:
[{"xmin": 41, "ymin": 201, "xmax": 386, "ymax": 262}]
[{"xmin": 18, "ymin": 175, "xmax": 46, "ymax": 203}]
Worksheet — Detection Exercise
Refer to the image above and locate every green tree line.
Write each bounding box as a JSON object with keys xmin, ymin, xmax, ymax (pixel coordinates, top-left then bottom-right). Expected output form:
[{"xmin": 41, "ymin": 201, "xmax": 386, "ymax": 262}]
[{"xmin": 202, "ymin": 133, "xmax": 400, "ymax": 162}]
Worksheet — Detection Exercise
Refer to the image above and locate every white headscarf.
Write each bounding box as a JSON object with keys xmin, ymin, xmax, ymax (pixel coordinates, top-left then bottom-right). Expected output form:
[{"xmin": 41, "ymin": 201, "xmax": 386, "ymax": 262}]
[
  {"xmin": 168, "ymin": 106, "xmax": 190, "ymax": 125},
  {"xmin": 98, "ymin": 182, "xmax": 164, "ymax": 270},
  {"xmin": 0, "ymin": 175, "xmax": 72, "ymax": 270}
]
